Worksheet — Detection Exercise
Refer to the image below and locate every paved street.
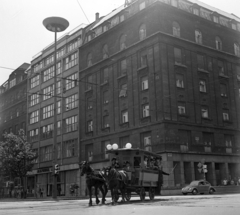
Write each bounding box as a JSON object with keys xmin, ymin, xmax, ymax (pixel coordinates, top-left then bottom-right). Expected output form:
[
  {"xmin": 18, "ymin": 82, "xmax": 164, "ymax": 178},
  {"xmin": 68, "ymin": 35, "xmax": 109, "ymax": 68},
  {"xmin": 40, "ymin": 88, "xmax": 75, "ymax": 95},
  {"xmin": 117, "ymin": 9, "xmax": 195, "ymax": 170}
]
[{"xmin": 0, "ymin": 194, "xmax": 240, "ymax": 215}]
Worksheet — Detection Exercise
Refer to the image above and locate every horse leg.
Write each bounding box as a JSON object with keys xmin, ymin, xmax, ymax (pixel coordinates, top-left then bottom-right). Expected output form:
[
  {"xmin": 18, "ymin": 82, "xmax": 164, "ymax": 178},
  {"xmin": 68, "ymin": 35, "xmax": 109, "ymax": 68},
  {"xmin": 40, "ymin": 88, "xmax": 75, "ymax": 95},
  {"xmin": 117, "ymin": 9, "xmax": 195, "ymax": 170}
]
[
  {"xmin": 88, "ymin": 186, "xmax": 93, "ymax": 206},
  {"xmin": 95, "ymin": 187, "xmax": 100, "ymax": 205},
  {"xmin": 110, "ymin": 189, "xmax": 115, "ymax": 205},
  {"xmin": 98, "ymin": 185, "xmax": 105, "ymax": 204},
  {"xmin": 103, "ymin": 183, "xmax": 108, "ymax": 203}
]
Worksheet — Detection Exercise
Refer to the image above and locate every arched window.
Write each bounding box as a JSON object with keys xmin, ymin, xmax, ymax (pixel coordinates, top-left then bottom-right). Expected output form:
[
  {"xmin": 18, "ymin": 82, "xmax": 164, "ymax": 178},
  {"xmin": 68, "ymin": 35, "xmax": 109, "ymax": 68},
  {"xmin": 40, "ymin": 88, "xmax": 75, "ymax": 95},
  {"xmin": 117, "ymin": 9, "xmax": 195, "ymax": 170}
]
[
  {"xmin": 87, "ymin": 53, "xmax": 92, "ymax": 67},
  {"xmin": 234, "ymin": 43, "xmax": 240, "ymax": 57},
  {"xmin": 119, "ymin": 34, "xmax": 127, "ymax": 51},
  {"xmin": 215, "ymin": 36, "xmax": 222, "ymax": 50},
  {"xmin": 139, "ymin": 24, "xmax": 146, "ymax": 41},
  {"xmin": 102, "ymin": 44, "xmax": 109, "ymax": 59},
  {"xmin": 195, "ymin": 30, "xmax": 202, "ymax": 44},
  {"xmin": 173, "ymin": 21, "xmax": 180, "ymax": 37}
]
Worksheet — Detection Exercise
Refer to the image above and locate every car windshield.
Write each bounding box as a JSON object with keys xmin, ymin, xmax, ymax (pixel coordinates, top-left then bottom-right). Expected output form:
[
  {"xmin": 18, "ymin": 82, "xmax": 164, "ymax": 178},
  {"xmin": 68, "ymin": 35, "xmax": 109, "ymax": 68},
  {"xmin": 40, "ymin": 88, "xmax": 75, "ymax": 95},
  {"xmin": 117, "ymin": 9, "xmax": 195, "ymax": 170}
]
[{"xmin": 189, "ymin": 181, "xmax": 199, "ymax": 186}]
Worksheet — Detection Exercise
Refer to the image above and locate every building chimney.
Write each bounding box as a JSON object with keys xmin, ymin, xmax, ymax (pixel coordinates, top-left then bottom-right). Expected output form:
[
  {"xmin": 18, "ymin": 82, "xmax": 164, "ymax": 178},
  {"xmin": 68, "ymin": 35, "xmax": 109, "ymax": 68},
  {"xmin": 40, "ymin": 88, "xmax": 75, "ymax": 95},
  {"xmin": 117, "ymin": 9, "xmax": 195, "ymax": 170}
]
[{"xmin": 95, "ymin": 12, "xmax": 99, "ymax": 21}]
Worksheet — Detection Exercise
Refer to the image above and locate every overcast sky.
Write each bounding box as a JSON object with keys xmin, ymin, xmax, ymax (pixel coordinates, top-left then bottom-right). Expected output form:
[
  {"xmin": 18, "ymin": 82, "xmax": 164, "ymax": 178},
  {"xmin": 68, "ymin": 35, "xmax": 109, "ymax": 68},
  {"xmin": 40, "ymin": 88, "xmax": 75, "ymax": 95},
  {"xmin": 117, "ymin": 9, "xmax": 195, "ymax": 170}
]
[{"xmin": 1, "ymin": 0, "xmax": 240, "ymax": 85}]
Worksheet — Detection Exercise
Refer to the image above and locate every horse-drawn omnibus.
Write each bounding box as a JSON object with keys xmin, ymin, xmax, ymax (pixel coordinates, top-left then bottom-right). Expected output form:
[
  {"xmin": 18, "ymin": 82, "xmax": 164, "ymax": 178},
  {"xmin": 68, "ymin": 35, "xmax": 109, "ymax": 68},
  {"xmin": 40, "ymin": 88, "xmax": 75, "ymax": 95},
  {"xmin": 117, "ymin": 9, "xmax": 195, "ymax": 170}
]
[{"xmin": 106, "ymin": 143, "xmax": 163, "ymax": 201}]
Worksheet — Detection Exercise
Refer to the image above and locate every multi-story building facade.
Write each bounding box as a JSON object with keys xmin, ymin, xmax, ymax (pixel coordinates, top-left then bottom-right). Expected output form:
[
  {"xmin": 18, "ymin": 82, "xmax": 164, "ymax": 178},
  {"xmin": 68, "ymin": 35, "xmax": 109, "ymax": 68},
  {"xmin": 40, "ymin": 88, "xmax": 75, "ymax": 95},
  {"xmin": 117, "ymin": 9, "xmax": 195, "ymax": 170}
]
[
  {"xmin": 0, "ymin": 63, "xmax": 29, "ymax": 196},
  {"xmin": 78, "ymin": 0, "xmax": 240, "ymax": 194},
  {"xmin": 0, "ymin": 63, "xmax": 30, "ymax": 140},
  {"xmin": 27, "ymin": 24, "xmax": 87, "ymax": 197}
]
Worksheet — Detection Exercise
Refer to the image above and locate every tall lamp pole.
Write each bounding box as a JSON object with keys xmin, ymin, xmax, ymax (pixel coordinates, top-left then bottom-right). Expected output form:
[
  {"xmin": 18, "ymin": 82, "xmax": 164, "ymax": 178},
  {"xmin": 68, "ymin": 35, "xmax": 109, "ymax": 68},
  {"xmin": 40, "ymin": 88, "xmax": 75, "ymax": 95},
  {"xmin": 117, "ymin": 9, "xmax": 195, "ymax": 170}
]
[{"xmin": 43, "ymin": 17, "xmax": 69, "ymax": 199}]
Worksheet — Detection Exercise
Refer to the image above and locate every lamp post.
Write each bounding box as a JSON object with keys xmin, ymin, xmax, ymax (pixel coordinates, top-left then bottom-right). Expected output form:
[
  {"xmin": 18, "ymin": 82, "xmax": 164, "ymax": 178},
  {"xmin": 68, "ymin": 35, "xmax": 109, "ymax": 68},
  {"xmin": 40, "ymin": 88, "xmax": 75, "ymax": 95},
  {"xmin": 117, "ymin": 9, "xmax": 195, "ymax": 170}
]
[{"xmin": 43, "ymin": 17, "xmax": 69, "ymax": 199}]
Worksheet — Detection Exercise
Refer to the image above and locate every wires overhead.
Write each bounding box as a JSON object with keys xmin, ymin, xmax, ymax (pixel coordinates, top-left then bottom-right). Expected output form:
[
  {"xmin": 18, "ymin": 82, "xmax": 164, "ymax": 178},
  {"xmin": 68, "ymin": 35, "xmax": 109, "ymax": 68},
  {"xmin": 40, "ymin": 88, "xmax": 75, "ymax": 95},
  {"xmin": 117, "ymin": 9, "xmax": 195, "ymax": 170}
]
[{"xmin": 76, "ymin": 0, "xmax": 90, "ymax": 24}]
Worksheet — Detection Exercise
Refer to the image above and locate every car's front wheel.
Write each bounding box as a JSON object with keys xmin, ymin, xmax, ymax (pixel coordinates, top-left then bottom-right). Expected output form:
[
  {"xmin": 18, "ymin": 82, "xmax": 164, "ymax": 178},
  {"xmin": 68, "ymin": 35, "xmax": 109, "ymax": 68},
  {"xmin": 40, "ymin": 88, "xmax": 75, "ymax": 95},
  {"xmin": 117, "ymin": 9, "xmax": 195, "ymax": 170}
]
[
  {"xmin": 209, "ymin": 188, "xmax": 215, "ymax": 194},
  {"xmin": 192, "ymin": 189, "xmax": 198, "ymax": 195}
]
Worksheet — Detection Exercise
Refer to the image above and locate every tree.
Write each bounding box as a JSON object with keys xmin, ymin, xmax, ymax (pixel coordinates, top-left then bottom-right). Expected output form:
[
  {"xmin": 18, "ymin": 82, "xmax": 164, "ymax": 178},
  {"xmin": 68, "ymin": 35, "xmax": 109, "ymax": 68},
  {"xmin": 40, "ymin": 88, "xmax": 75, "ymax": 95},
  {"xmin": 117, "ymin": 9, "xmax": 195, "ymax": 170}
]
[{"xmin": 0, "ymin": 129, "xmax": 37, "ymax": 198}]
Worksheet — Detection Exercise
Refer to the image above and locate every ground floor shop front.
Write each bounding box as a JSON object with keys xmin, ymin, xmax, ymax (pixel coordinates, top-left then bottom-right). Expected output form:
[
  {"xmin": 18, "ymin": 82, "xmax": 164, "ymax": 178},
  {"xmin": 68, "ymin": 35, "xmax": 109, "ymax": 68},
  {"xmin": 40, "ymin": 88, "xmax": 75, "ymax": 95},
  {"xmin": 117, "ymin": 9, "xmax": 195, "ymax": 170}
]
[{"xmin": 159, "ymin": 152, "xmax": 240, "ymax": 188}]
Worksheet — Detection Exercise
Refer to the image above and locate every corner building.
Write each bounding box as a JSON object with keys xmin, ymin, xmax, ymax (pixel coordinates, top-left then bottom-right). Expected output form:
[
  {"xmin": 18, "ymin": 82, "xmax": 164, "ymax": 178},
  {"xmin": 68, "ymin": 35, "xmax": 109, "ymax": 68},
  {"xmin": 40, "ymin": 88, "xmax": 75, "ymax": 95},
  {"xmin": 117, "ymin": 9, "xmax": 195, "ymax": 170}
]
[{"xmin": 78, "ymin": 0, "xmax": 240, "ymax": 194}]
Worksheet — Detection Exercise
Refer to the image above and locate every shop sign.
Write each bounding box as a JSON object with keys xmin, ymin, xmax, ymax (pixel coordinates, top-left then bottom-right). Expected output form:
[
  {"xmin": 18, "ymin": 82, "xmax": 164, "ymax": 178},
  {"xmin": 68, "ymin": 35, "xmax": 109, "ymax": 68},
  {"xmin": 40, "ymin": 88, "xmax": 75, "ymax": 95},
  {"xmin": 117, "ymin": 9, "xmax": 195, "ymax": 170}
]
[{"xmin": 37, "ymin": 167, "xmax": 52, "ymax": 174}]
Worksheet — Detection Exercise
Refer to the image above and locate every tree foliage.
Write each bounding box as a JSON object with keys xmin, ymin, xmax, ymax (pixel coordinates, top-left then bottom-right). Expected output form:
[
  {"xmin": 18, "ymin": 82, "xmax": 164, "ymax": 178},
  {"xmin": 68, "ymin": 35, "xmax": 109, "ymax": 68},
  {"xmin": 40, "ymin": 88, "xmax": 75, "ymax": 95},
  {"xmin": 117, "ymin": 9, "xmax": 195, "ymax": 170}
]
[{"xmin": 0, "ymin": 129, "xmax": 37, "ymax": 183}]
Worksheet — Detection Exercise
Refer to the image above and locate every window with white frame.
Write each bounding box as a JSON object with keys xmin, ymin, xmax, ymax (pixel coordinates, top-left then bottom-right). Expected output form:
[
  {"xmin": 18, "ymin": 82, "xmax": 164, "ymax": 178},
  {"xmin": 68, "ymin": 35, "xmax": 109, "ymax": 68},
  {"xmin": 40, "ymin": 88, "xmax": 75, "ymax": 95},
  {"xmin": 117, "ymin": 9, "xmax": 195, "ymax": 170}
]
[
  {"xmin": 234, "ymin": 43, "xmax": 240, "ymax": 57},
  {"xmin": 220, "ymin": 84, "xmax": 227, "ymax": 97},
  {"xmin": 102, "ymin": 44, "xmax": 109, "ymax": 59},
  {"xmin": 224, "ymin": 135, "xmax": 233, "ymax": 147},
  {"xmin": 195, "ymin": 30, "xmax": 202, "ymax": 44},
  {"xmin": 173, "ymin": 21, "xmax": 180, "ymax": 37},
  {"xmin": 178, "ymin": 102, "xmax": 186, "ymax": 115},
  {"xmin": 65, "ymin": 73, "xmax": 77, "ymax": 91},
  {"xmin": 65, "ymin": 94, "xmax": 78, "ymax": 111},
  {"xmin": 29, "ymin": 93, "xmax": 39, "ymax": 106},
  {"xmin": 201, "ymin": 107, "xmax": 209, "ymax": 118},
  {"xmin": 29, "ymin": 128, "xmax": 39, "ymax": 142},
  {"xmin": 101, "ymin": 140, "xmax": 110, "ymax": 159},
  {"xmin": 87, "ymin": 52, "xmax": 92, "ymax": 67},
  {"xmin": 65, "ymin": 52, "xmax": 77, "ymax": 70},
  {"xmin": 103, "ymin": 115, "xmax": 110, "ymax": 128},
  {"xmin": 41, "ymin": 124, "xmax": 53, "ymax": 140},
  {"xmin": 174, "ymin": 47, "xmax": 182, "ymax": 64},
  {"xmin": 103, "ymin": 91, "xmax": 109, "ymax": 104},
  {"xmin": 139, "ymin": 24, "xmax": 146, "ymax": 41},
  {"xmin": 9, "ymin": 78, "xmax": 16, "ymax": 88},
  {"xmin": 197, "ymin": 54, "xmax": 205, "ymax": 70},
  {"xmin": 65, "ymin": 115, "xmax": 78, "ymax": 133},
  {"xmin": 43, "ymin": 85, "xmax": 54, "ymax": 100},
  {"xmin": 213, "ymin": 16, "xmax": 219, "ymax": 23},
  {"xmin": 176, "ymin": 74, "xmax": 184, "ymax": 88},
  {"xmin": 56, "ymin": 62, "xmax": 62, "ymax": 75},
  {"xmin": 119, "ymin": 83, "xmax": 127, "ymax": 97},
  {"xmin": 199, "ymin": 80, "xmax": 207, "ymax": 92},
  {"xmin": 215, "ymin": 37, "xmax": 222, "ymax": 50},
  {"xmin": 45, "ymin": 55, "xmax": 54, "ymax": 66},
  {"xmin": 218, "ymin": 60, "xmax": 225, "ymax": 75},
  {"xmin": 121, "ymin": 110, "xmax": 128, "ymax": 123},
  {"xmin": 193, "ymin": 8, "xmax": 199, "ymax": 16},
  {"xmin": 67, "ymin": 40, "xmax": 78, "ymax": 53},
  {"xmin": 56, "ymin": 81, "xmax": 61, "ymax": 95},
  {"xmin": 101, "ymin": 67, "xmax": 109, "ymax": 83},
  {"xmin": 85, "ymin": 144, "xmax": 93, "ymax": 161},
  {"xmin": 223, "ymin": 110, "xmax": 229, "ymax": 121},
  {"xmin": 119, "ymin": 34, "xmax": 127, "ymax": 50},
  {"xmin": 43, "ymin": 66, "xmax": 54, "ymax": 82},
  {"xmin": 87, "ymin": 120, "xmax": 93, "ymax": 132},
  {"xmin": 30, "ymin": 75, "xmax": 40, "ymax": 88},
  {"xmin": 141, "ymin": 76, "xmax": 148, "ymax": 90},
  {"xmin": 57, "ymin": 101, "xmax": 61, "ymax": 114},
  {"xmin": 142, "ymin": 104, "xmax": 150, "ymax": 117},
  {"xmin": 29, "ymin": 110, "xmax": 39, "ymax": 124},
  {"xmin": 64, "ymin": 139, "xmax": 77, "ymax": 158},
  {"xmin": 87, "ymin": 97, "xmax": 93, "ymax": 110},
  {"xmin": 57, "ymin": 121, "xmax": 61, "ymax": 135},
  {"xmin": 142, "ymin": 132, "xmax": 151, "ymax": 151},
  {"xmin": 57, "ymin": 48, "xmax": 64, "ymax": 59},
  {"xmin": 42, "ymin": 104, "xmax": 54, "ymax": 119},
  {"xmin": 33, "ymin": 62, "xmax": 43, "ymax": 73},
  {"xmin": 120, "ymin": 58, "xmax": 127, "ymax": 75},
  {"xmin": 40, "ymin": 145, "xmax": 53, "ymax": 162},
  {"xmin": 140, "ymin": 54, "xmax": 147, "ymax": 68},
  {"xmin": 86, "ymin": 75, "xmax": 93, "ymax": 91},
  {"xmin": 139, "ymin": 1, "xmax": 146, "ymax": 10}
]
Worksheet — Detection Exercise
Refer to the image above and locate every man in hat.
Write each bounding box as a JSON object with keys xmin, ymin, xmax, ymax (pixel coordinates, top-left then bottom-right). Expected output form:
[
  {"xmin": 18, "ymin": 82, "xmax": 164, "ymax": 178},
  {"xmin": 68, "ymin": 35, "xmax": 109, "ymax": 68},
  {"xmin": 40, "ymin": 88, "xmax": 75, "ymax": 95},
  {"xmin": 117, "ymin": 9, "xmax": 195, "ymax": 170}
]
[
  {"xmin": 111, "ymin": 157, "xmax": 120, "ymax": 169},
  {"xmin": 155, "ymin": 157, "xmax": 169, "ymax": 195}
]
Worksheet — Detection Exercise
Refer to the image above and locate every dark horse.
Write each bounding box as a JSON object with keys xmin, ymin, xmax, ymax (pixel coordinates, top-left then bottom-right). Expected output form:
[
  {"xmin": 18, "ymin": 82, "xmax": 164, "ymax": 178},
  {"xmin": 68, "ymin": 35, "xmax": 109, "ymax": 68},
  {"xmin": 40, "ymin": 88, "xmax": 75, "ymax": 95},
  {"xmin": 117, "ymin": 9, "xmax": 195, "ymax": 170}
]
[
  {"xmin": 80, "ymin": 161, "xmax": 108, "ymax": 206},
  {"xmin": 103, "ymin": 167, "xmax": 129, "ymax": 205}
]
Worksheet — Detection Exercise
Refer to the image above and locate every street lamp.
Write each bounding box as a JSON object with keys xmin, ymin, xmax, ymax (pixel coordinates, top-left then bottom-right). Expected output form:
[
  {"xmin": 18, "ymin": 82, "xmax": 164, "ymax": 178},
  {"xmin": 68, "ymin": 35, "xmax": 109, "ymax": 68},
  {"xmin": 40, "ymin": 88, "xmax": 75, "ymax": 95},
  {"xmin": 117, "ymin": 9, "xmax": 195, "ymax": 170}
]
[{"xmin": 43, "ymin": 17, "xmax": 69, "ymax": 199}]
